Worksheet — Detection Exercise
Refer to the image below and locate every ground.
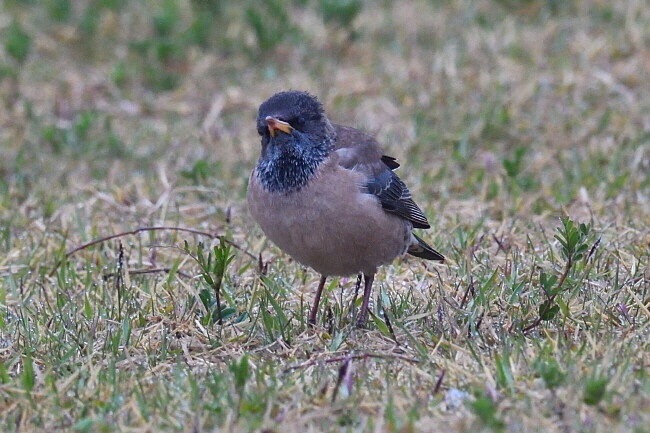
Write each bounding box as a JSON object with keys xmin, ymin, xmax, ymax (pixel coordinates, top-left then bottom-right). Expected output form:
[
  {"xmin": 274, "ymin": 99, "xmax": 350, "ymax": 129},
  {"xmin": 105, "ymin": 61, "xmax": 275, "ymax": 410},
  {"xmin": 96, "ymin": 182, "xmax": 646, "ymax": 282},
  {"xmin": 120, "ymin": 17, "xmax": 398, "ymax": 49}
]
[{"xmin": 0, "ymin": 0, "xmax": 649, "ymax": 432}]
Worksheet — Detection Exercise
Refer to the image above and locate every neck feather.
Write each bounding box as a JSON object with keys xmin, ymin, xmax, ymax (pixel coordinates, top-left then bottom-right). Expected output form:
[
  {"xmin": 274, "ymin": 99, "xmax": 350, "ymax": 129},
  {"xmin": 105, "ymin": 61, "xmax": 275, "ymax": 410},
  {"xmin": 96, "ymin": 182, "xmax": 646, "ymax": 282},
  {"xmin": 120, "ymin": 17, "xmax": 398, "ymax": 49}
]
[{"xmin": 256, "ymin": 138, "xmax": 332, "ymax": 193}]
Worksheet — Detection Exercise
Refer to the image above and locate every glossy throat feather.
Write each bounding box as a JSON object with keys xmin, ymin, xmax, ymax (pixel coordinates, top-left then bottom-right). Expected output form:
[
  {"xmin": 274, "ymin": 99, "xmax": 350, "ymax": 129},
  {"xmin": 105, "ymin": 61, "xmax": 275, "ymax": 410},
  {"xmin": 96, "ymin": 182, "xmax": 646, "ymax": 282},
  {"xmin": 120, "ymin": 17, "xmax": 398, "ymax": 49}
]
[{"xmin": 255, "ymin": 132, "xmax": 333, "ymax": 193}]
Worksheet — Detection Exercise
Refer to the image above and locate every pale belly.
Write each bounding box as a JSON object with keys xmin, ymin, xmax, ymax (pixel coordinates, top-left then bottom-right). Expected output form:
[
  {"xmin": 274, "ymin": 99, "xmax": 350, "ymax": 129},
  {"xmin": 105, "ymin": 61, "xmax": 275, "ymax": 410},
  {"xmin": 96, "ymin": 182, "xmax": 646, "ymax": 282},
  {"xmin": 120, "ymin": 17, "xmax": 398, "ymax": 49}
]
[{"xmin": 248, "ymin": 167, "xmax": 411, "ymax": 276}]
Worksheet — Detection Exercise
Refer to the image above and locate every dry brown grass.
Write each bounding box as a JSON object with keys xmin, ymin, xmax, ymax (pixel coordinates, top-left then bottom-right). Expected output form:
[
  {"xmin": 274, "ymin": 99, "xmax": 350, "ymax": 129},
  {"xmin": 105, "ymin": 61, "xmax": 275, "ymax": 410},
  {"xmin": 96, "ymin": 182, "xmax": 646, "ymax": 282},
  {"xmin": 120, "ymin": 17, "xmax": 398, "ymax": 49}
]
[{"xmin": 1, "ymin": 1, "xmax": 649, "ymax": 432}]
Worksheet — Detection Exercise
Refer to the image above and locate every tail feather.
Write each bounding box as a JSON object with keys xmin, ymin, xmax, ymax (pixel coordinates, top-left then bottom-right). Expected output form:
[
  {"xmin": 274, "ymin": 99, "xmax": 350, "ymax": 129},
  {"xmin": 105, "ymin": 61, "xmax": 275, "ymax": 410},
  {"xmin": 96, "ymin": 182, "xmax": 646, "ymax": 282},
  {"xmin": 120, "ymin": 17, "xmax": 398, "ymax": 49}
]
[{"xmin": 408, "ymin": 234, "xmax": 444, "ymax": 262}]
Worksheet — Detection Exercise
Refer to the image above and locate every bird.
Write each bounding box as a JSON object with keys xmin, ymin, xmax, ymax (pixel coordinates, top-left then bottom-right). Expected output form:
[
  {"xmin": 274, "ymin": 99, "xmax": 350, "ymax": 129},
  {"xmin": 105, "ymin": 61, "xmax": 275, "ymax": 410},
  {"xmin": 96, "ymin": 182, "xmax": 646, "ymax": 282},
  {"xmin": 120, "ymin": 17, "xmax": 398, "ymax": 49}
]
[{"xmin": 247, "ymin": 90, "xmax": 444, "ymax": 327}]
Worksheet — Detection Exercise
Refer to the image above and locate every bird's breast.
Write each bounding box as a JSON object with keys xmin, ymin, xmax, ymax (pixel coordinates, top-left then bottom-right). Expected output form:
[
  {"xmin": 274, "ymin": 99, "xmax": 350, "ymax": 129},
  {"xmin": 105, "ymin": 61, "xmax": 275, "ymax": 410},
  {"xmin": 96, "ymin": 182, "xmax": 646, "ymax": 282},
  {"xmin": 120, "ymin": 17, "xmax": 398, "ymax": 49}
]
[{"xmin": 248, "ymin": 157, "xmax": 411, "ymax": 276}]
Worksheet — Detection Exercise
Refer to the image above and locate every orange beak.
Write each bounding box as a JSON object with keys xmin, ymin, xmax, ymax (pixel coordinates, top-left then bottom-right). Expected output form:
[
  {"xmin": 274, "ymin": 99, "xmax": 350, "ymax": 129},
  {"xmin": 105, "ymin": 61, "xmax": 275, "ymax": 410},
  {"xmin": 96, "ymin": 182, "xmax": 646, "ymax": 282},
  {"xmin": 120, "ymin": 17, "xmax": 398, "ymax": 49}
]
[{"xmin": 265, "ymin": 116, "xmax": 293, "ymax": 137}]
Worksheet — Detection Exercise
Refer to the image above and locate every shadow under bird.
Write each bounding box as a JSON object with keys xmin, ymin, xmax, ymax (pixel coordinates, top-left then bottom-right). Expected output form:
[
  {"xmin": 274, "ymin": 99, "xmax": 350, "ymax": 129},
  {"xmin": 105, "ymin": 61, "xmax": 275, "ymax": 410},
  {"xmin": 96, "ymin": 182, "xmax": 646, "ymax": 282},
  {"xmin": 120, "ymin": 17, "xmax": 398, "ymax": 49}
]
[{"xmin": 248, "ymin": 90, "xmax": 444, "ymax": 327}]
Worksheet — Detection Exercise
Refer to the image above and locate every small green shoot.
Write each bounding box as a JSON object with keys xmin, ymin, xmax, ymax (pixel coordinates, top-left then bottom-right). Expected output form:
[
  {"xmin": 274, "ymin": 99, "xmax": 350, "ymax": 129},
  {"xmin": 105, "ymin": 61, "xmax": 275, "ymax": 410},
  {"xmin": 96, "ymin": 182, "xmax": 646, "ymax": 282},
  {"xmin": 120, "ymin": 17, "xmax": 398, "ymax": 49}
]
[
  {"xmin": 535, "ymin": 358, "xmax": 566, "ymax": 389},
  {"xmin": 584, "ymin": 376, "xmax": 609, "ymax": 406},
  {"xmin": 319, "ymin": 0, "xmax": 362, "ymax": 29},
  {"xmin": 523, "ymin": 217, "xmax": 595, "ymax": 333},
  {"xmin": 5, "ymin": 20, "xmax": 31, "ymax": 64},
  {"xmin": 186, "ymin": 238, "xmax": 236, "ymax": 325},
  {"xmin": 470, "ymin": 391, "xmax": 504, "ymax": 432}
]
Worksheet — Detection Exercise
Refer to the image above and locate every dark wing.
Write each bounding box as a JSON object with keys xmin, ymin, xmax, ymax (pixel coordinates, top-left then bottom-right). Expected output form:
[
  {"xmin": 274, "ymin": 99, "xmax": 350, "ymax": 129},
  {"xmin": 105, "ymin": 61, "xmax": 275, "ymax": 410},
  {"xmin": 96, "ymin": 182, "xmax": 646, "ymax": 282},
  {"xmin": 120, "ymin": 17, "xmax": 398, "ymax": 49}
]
[
  {"xmin": 408, "ymin": 234, "xmax": 444, "ymax": 261},
  {"xmin": 381, "ymin": 155, "xmax": 400, "ymax": 170},
  {"xmin": 365, "ymin": 169, "xmax": 430, "ymax": 229},
  {"xmin": 333, "ymin": 124, "xmax": 430, "ymax": 229}
]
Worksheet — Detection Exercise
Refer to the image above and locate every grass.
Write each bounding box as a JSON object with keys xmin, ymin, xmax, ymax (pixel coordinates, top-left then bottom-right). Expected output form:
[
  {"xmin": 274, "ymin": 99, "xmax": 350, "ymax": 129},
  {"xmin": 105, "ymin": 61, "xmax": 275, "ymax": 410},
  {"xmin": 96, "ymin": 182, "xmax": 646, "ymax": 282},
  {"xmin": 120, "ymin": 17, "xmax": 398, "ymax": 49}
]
[{"xmin": 1, "ymin": 0, "xmax": 649, "ymax": 432}]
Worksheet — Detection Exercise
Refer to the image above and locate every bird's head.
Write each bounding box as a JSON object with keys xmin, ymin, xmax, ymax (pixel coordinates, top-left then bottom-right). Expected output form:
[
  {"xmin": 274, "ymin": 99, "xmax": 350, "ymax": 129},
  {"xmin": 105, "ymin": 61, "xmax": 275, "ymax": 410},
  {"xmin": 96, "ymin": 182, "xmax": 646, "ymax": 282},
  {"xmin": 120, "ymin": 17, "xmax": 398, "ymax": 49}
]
[
  {"xmin": 256, "ymin": 91, "xmax": 335, "ymax": 158},
  {"xmin": 254, "ymin": 91, "xmax": 335, "ymax": 193}
]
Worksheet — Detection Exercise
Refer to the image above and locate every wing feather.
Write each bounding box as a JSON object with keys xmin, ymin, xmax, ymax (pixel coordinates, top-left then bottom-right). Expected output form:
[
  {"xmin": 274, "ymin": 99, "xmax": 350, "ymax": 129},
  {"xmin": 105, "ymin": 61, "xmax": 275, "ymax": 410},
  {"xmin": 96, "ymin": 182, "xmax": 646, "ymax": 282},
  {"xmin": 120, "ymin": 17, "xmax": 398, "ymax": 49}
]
[{"xmin": 332, "ymin": 124, "xmax": 431, "ymax": 229}]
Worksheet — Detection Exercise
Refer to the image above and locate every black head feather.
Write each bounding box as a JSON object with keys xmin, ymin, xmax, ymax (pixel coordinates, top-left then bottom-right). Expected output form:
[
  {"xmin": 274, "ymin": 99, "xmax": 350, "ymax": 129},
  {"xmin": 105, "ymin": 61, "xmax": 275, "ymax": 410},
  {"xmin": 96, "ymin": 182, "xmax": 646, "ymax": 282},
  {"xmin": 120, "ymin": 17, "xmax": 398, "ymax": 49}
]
[{"xmin": 255, "ymin": 91, "xmax": 336, "ymax": 193}]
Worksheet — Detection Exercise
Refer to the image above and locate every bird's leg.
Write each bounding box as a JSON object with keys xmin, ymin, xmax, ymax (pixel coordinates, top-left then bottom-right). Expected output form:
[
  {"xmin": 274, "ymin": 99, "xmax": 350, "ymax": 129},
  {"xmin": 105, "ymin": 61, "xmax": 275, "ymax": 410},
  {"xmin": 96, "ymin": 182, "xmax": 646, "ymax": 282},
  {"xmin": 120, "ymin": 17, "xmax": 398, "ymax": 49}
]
[
  {"xmin": 350, "ymin": 273, "xmax": 362, "ymax": 322},
  {"xmin": 308, "ymin": 275, "xmax": 328, "ymax": 326},
  {"xmin": 356, "ymin": 274, "xmax": 375, "ymax": 327}
]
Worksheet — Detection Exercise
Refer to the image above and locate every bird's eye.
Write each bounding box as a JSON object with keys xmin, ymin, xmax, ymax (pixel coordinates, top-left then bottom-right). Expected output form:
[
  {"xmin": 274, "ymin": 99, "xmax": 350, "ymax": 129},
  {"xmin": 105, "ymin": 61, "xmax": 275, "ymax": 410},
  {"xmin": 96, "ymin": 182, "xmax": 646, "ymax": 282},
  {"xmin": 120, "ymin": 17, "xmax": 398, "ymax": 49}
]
[{"xmin": 292, "ymin": 115, "xmax": 307, "ymax": 129}]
